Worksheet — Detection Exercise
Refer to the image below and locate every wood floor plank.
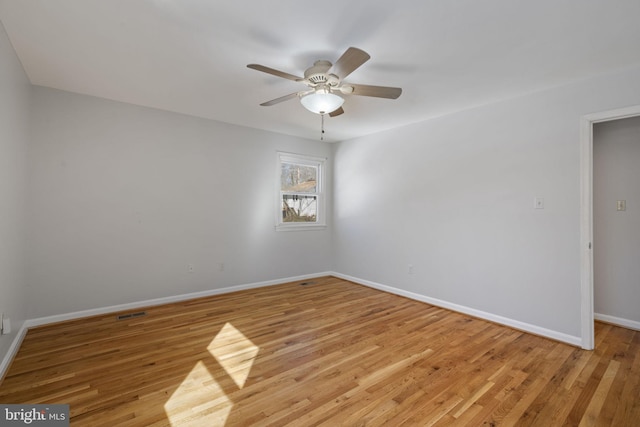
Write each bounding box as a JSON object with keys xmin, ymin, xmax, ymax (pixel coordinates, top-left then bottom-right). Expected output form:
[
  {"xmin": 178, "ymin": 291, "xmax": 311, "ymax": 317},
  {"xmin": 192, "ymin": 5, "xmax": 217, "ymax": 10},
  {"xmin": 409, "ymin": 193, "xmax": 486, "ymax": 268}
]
[
  {"xmin": 610, "ymin": 331, "xmax": 640, "ymax": 426},
  {"xmin": 579, "ymin": 360, "xmax": 621, "ymax": 426},
  {"xmin": 1, "ymin": 276, "xmax": 638, "ymax": 426}
]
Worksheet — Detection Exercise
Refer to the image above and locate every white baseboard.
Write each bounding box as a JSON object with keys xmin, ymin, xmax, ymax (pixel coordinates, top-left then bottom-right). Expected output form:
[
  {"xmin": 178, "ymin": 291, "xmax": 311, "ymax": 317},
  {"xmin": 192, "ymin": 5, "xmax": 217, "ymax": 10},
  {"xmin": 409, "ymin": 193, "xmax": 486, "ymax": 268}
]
[
  {"xmin": 25, "ymin": 272, "xmax": 332, "ymax": 328},
  {"xmin": 0, "ymin": 324, "xmax": 29, "ymax": 383},
  {"xmin": 595, "ymin": 313, "xmax": 640, "ymax": 331},
  {"xmin": 3, "ymin": 270, "xmax": 591, "ymax": 381},
  {"xmin": 1, "ymin": 272, "xmax": 332, "ymax": 380},
  {"xmin": 332, "ymin": 272, "xmax": 583, "ymax": 347}
]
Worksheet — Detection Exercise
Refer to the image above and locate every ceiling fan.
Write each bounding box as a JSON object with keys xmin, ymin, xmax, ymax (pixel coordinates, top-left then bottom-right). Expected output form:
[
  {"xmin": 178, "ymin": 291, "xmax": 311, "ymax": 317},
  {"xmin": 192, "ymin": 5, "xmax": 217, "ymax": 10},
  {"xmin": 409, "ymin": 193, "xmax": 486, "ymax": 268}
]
[{"xmin": 247, "ymin": 47, "xmax": 402, "ymax": 117}]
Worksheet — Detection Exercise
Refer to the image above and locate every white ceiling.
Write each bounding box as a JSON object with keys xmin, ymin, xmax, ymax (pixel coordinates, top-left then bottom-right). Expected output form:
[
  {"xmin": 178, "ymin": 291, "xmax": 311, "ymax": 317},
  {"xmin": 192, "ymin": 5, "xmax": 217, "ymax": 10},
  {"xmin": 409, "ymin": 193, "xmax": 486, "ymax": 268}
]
[{"xmin": 2, "ymin": 0, "xmax": 640, "ymax": 142}]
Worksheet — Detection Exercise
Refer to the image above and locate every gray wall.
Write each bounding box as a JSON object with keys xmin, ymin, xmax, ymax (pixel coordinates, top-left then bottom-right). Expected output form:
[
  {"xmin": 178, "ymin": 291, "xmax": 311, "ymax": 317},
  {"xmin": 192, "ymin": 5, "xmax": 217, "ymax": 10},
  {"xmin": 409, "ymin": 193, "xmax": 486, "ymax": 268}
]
[
  {"xmin": 25, "ymin": 87, "xmax": 333, "ymax": 318},
  {"xmin": 594, "ymin": 116, "xmax": 640, "ymax": 324},
  {"xmin": 333, "ymin": 65, "xmax": 640, "ymax": 340},
  {"xmin": 0, "ymin": 21, "xmax": 30, "ymax": 360}
]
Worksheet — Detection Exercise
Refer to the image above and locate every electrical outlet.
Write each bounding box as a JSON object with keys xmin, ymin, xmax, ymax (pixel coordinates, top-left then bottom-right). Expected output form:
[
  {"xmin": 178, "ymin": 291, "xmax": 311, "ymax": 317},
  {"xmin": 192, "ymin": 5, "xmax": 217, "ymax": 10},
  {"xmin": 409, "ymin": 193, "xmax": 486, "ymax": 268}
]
[
  {"xmin": 408, "ymin": 264, "xmax": 414, "ymax": 275},
  {"xmin": 1, "ymin": 313, "xmax": 10, "ymax": 335},
  {"xmin": 219, "ymin": 262, "xmax": 225, "ymax": 272},
  {"xmin": 1, "ymin": 317, "xmax": 10, "ymax": 335}
]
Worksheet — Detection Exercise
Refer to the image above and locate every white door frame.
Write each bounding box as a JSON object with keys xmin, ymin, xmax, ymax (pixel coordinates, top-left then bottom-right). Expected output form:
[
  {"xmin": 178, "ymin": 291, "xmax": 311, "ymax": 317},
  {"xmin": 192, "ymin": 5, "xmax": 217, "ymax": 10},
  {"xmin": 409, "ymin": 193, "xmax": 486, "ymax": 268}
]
[{"xmin": 579, "ymin": 105, "xmax": 640, "ymax": 350}]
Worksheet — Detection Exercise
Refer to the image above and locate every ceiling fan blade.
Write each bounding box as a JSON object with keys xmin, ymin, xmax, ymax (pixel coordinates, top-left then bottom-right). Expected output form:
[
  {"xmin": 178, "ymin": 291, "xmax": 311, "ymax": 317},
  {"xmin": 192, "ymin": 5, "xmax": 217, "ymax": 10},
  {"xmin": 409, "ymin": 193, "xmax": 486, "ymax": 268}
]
[
  {"xmin": 330, "ymin": 47, "xmax": 370, "ymax": 79},
  {"xmin": 329, "ymin": 107, "xmax": 344, "ymax": 117},
  {"xmin": 260, "ymin": 92, "xmax": 299, "ymax": 106},
  {"xmin": 347, "ymin": 83, "xmax": 402, "ymax": 99},
  {"xmin": 247, "ymin": 64, "xmax": 302, "ymax": 81}
]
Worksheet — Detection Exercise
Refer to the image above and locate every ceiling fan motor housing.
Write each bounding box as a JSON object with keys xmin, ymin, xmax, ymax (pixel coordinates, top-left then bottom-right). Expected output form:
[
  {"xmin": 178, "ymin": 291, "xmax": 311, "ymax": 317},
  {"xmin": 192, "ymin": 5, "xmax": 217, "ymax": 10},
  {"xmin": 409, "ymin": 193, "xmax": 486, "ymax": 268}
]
[{"xmin": 304, "ymin": 60, "xmax": 340, "ymax": 87}]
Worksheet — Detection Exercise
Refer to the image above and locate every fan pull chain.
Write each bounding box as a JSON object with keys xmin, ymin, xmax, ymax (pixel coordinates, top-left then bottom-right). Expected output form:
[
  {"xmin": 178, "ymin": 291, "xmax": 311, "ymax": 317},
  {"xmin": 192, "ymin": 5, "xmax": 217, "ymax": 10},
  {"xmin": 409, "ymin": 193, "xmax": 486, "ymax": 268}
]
[{"xmin": 320, "ymin": 113, "xmax": 325, "ymax": 141}]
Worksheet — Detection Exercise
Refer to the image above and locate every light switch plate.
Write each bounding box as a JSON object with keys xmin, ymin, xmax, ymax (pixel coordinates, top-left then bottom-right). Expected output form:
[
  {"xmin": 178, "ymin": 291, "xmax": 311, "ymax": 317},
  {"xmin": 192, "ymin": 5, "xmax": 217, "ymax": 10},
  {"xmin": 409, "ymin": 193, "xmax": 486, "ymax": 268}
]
[
  {"xmin": 616, "ymin": 200, "xmax": 626, "ymax": 211},
  {"xmin": 534, "ymin": 197, "xmax": 544, "ymax": 209}
]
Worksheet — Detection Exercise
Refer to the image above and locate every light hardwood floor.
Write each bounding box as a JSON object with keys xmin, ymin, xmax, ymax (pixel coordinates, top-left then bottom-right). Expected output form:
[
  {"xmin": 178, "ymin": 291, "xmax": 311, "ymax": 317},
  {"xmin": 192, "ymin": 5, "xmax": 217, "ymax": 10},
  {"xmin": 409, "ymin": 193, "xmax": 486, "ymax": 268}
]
[{"xmin": 1, "ymin": 276, "xmax": 638, "ymax": 426}]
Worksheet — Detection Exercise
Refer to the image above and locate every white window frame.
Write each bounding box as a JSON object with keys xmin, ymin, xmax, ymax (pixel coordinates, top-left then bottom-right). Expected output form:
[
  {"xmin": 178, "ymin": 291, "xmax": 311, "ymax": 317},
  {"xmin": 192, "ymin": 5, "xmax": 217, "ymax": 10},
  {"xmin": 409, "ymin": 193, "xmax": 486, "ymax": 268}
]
[{"xmin": 276, "ymin": 152, "xmax": 326, "ymax": 231}]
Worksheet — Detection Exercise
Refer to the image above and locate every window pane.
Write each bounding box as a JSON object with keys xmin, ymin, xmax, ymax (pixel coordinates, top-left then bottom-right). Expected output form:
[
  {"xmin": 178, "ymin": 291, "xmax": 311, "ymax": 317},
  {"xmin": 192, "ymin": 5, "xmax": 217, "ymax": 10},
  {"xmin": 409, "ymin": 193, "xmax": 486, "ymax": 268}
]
[
  {"xmin": 282, "ymin": 195, "xmax": 317, "ymax": 222},
  {"xmin": 281, "ymin": 163, "xmax": 317, "ymax": 193}
]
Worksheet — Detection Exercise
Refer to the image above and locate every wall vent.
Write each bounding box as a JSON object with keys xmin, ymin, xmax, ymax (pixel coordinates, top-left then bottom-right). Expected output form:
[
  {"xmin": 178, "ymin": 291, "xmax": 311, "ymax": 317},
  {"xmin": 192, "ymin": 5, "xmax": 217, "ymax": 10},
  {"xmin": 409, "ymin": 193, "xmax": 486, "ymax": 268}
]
[{"xmin": 117, "ymin": 311, "xmax": 147, "ymax": 320}]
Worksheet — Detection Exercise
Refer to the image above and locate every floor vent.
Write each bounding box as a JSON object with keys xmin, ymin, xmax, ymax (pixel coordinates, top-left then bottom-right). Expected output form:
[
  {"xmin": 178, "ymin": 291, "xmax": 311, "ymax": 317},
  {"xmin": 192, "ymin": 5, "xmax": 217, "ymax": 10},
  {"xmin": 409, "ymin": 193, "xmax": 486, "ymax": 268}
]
[
  {"xmin": 117, "ymin": 311, "xmax": 147, "ymax": 320},
  {"xmin": 300, "ymin": 281, "xmax": 316, "ymax": 286}
]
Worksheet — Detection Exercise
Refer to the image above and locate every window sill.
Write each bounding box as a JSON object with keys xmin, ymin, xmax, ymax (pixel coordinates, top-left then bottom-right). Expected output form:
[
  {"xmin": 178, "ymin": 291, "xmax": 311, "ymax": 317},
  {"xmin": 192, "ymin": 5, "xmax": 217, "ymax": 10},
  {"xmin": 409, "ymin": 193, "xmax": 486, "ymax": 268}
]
[{"xmin": 275, "ymin": 224, "xmax": 327, "ymax": 232}]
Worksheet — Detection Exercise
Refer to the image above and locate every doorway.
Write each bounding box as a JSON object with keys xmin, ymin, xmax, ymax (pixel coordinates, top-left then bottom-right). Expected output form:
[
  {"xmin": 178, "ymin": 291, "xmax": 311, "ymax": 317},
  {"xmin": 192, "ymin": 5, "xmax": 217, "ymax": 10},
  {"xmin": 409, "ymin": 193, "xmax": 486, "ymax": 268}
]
[
  {"xmin": 580, "ymin": 105, "xmax": 640, "ymax": 350},
  {"xmin": 593, "ymin": 117, "xmax": 640, "ymax": 332}
]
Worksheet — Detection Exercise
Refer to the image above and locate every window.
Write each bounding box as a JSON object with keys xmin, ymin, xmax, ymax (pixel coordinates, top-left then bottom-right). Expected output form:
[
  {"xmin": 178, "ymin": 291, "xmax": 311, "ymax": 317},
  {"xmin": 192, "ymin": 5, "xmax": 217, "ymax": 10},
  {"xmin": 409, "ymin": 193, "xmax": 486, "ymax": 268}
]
[{"xmin": 276, "ymin": 152, "xmax": 326, "ymax": 230}]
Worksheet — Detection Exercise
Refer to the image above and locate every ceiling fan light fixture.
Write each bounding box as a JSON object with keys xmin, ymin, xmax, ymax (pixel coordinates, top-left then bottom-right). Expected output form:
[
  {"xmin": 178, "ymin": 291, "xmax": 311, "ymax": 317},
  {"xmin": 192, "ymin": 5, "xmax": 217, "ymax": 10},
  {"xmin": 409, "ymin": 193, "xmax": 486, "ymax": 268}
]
[{"xmin": 300, "ymin": 90, "xmax": 344, "ymax": 115}]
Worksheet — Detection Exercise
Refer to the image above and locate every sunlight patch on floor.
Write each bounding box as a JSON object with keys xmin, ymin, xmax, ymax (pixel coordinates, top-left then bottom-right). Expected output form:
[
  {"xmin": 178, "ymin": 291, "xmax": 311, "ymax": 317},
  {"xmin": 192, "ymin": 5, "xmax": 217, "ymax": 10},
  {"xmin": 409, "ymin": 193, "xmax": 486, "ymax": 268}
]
[
  {"xmin": 164, "ymin": 323, "xmax": 259, "ymax": 425},
  {"xmin": 208, "ymin": 322, "xmax": 260, "ymax": 389},
  {"xmin": 164, "ymin": 361, "xmax": 233, "ymax": 426}
]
